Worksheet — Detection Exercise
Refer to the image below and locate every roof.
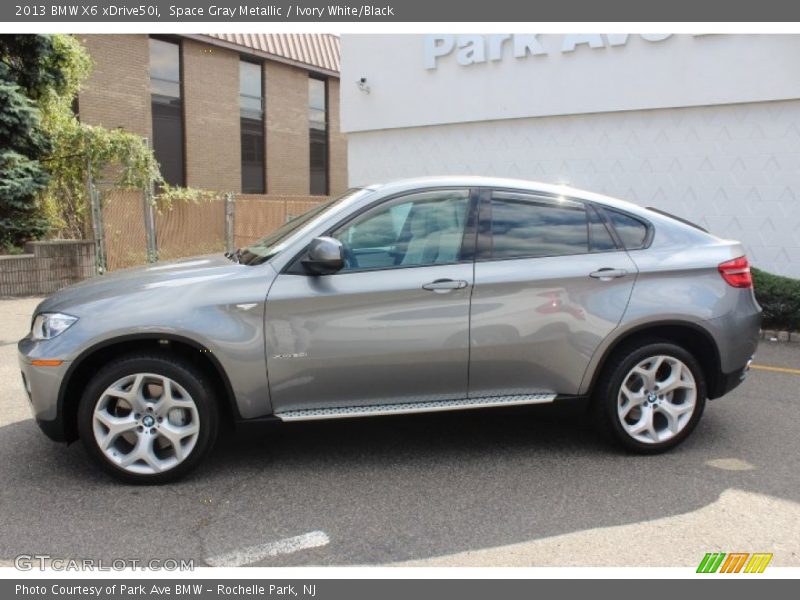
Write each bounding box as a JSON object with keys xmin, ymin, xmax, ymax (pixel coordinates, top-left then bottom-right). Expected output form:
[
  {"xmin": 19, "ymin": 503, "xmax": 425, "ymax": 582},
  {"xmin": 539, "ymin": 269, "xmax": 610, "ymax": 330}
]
[
  {"xmin": 365, "ymin": 175, "xmax": 650, "ymax": 214},
  {"xmin": 363, "ymin": 176, "xmax": 723, "ymax": 240},
  {"xmin": 192, "ymin": 33, "xmax": 340, "ymax": 76}
]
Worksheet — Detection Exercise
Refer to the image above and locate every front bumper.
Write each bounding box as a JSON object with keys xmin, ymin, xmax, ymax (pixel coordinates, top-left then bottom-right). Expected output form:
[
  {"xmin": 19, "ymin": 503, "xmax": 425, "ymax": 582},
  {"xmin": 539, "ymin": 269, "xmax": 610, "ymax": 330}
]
[
  {"xmin": 17, "ymin": 347, "xmax": 71, "ymax": 442},
  {"xmin": 34, "ymin": 415, "xmax": 68, "ymax": 442}
]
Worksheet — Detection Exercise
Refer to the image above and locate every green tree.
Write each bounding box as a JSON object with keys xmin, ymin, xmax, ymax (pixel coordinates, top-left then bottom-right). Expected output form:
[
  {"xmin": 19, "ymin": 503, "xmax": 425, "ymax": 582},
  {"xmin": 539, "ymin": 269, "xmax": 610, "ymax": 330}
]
[
  {"xmin": 0, "ymin": 35, "xmax": 62, "ymax": 248},
  {"xmin": 37, "ymin": 35, "xmax": 163, "ymax": 238},
  {"xmin": 39, "ymin": 36, "xmax": 203, "ymax": 238},
  {"xmin": 2, "ymin": 34, "xmax": 213, "ymax": 251}
]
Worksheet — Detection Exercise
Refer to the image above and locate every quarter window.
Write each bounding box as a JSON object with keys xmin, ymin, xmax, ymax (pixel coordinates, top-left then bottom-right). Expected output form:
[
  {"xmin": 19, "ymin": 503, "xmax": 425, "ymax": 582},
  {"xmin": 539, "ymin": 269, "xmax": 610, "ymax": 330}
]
[
  {"xmin": 605, "ymin": 209, "xmax": 649, "ymax": 249},
  {"xmin": 487, "ymin": 193, "xmax": 589, "ymax": 259},
  {"xmin": 332, "ymin": 190, "xmax": 470, "ymax": 271}
]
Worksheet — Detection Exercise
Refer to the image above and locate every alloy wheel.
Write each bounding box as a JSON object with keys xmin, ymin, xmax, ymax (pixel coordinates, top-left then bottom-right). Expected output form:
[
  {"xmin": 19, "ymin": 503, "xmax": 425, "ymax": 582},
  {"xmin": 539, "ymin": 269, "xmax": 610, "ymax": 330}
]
[
  {"xmin": 92, "ymin": 373, "xmax": 200, "ymax": 475},
  {"xmin": 617, "ymin": 355, "xmax": 697, "ymax": 444}
]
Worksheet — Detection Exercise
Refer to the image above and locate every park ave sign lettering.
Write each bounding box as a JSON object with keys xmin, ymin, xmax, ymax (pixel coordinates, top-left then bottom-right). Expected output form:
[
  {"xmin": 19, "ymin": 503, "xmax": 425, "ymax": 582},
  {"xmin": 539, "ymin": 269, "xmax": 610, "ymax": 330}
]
[{"xmin": 424, "ymin": 34, "xmax": 674, "ymax": 69}]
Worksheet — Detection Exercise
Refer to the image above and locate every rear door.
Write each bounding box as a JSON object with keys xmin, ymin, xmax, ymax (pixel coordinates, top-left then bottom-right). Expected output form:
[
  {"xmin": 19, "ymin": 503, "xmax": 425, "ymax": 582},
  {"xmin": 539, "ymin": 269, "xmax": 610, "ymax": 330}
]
[{"xmin": 468, "ymin": 190, "xmax": 638, "ymax": 397}]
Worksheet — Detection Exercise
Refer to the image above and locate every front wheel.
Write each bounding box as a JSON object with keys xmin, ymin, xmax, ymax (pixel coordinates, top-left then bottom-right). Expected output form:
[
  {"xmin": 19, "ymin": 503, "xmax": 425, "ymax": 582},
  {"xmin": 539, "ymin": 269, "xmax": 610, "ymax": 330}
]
[
  {"xmin": 77, "ymin": 354, "xmax": 219, "ymax": 484},
  {"xmin": 593, "ymin": 341, "xmax": 706, "ymax": 453}
]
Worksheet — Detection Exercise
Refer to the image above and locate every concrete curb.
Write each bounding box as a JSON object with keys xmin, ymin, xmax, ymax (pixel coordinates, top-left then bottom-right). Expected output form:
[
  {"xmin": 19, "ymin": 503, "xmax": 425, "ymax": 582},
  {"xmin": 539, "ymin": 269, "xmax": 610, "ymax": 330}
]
[{"xmin": 760, "ymin": 329, "xmax": 800, "ymax": 343}]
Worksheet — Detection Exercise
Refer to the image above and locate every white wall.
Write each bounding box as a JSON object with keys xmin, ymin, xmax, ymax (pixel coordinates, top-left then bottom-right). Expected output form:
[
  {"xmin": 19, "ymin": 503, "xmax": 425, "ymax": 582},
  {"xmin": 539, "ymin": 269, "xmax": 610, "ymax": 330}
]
[
  {"xmin": 341, "ymin": 34, "xmax": 800, "ymax": 132},
  {"xmin": 342, "ymin": 33, "xmax": 800, "ymax": 276},
  {"xmin": 348, "ymin": 100, "xmax": 800, "ymax": 277}
]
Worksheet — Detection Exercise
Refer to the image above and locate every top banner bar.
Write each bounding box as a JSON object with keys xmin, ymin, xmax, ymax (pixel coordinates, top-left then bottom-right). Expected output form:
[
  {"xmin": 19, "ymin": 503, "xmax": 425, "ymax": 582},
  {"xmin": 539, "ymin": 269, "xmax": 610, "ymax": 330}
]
[{"xmin": 5, "ymin": 0, "xmax": 800, "ymax": 22}]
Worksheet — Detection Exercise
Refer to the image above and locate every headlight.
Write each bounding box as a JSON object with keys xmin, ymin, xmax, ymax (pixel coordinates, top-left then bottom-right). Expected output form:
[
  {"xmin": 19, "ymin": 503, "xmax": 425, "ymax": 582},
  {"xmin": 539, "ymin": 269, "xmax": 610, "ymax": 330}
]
[{"xmin": 31, "ymin": 313, "xmax": 78, "ymax": 340}]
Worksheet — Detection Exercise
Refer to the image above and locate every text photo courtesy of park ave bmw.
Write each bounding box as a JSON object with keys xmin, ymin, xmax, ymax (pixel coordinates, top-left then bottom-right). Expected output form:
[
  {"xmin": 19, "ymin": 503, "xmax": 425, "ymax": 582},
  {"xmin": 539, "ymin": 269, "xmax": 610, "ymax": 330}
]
[{"xmin": 1, "ymin": 0, "xmax": 800, "ymax": 592}]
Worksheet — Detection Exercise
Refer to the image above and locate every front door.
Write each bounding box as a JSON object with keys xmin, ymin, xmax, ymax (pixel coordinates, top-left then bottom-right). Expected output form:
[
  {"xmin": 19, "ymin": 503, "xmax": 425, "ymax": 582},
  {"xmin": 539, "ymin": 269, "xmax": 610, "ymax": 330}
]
[{"xmin": 265, "ymin": 188, "xmax": 476, "ymax": 412}]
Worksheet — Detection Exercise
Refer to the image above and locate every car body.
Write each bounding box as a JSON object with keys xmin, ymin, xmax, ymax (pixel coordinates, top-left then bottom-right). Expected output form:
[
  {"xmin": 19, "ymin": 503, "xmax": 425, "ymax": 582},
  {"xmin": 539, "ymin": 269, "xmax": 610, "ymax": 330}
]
[{"xmin": 18, "ymin": 177, "xmax": 761, "ymax": 483}]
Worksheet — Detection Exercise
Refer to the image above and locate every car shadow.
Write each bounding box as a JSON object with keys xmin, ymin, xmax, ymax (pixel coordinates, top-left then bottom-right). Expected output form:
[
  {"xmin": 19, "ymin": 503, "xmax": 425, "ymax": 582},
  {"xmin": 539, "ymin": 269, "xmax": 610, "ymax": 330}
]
[{"xmin": 0, "ymin": 383, "xmax": 796, "ymax": 566}]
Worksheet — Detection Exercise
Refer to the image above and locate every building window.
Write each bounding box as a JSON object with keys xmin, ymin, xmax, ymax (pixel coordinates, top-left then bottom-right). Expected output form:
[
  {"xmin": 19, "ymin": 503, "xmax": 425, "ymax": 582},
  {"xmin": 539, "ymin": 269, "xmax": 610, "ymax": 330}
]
[
  {"xmin": 308, "ymin": 77, "xmax": 328, "ymax": 196},
  {"xmin": 149, "ymin": 38, "xmax": 184, "ymax": 187},
  {"xmin": 240, "ymin": 61, "xmax": 265, "ymax": 194}
]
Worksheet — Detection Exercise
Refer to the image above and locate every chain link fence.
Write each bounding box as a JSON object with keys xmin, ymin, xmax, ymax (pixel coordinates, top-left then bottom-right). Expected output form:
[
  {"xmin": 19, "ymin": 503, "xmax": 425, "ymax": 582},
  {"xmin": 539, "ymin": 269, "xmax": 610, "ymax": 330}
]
[
  {"xmin": 97, "ymin": 186, "xmax": 148, "ymax": 271},
  {"xmin": 155, "ymin": 195, "xmax": 228, "ymax": 263},
  {"xmin": 95, "ymin": 186, "xmax": 327, "ymax": 271},
  {"xmin": 233, "ymin": 195, "xmax": 324, "ymax": 248}
]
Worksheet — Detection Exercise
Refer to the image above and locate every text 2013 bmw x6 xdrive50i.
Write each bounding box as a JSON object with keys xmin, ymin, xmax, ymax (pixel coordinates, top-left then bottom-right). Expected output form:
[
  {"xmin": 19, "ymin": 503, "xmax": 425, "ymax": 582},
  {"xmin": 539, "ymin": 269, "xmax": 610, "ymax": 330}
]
[{"xmin": 19, "ymin": 177, "xmax": 761, "ymax": 483}]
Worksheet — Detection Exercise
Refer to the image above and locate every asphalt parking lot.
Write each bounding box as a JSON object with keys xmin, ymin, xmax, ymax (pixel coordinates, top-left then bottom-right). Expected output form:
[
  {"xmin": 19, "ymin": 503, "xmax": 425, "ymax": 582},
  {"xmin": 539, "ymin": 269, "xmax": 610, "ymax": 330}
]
[{"xmin": 1, "ymin": 296, "xmax": 799, "ymax": 568}]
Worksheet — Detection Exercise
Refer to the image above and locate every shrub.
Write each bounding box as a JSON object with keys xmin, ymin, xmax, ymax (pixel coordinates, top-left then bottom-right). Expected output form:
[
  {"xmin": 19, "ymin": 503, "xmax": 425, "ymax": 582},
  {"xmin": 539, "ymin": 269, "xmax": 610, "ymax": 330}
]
[
  {"xmin": 752, "ymin": 268, "xmax": 800, "ymax": 331},
  {"xmin": 0, "ymin": 36, "xmax": 59, "ymax": 247}
]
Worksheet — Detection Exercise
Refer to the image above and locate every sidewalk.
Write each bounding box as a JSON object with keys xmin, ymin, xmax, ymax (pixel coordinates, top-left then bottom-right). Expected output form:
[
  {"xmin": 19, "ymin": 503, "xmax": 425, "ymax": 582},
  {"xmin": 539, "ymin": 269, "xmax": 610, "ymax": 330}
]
[{"xmin": 0, "ymin": 297, "xmax": 43, "ymax": 427}]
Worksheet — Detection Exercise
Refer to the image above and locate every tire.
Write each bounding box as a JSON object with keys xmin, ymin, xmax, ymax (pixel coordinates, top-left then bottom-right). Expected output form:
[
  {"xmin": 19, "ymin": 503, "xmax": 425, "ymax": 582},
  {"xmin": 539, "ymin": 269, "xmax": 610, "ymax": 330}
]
[
  {"xmin": 592, "ymin": 339, "xmax": 706, "ymax": 454},
  {"xmin": 77, "ymin": 353, "xmax": 219, "ymax": 484}
]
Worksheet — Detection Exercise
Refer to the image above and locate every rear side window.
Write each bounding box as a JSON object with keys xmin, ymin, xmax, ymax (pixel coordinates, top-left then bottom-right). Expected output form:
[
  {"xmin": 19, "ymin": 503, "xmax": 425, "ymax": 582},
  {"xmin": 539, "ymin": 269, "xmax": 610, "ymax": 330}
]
[
  {"xmin": 605, "ymin": 209, "xmax": 649, "ymax": 249},
  {"xmin": 488, "ymin": 192, "xmax": 589, "ymax": 259}
]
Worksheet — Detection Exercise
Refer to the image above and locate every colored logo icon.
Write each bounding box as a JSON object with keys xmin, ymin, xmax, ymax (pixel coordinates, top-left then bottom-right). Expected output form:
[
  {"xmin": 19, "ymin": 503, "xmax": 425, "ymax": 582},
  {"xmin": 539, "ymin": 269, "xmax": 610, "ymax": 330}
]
[{"xmin": 697, "ymin": 552, "xmax": 773, "ymax": 573}]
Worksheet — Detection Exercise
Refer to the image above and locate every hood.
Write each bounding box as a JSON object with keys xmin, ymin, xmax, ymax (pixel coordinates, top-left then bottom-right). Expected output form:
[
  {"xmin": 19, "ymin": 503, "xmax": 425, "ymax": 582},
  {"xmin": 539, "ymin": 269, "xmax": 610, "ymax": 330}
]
[{"xmin": 37, "ymin": 254, "xmax": 244, "ymax": 315}]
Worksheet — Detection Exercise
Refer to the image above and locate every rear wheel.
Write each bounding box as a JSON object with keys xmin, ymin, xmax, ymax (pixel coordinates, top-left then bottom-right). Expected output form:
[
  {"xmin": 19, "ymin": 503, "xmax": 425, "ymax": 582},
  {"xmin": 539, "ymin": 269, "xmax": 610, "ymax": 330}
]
[
  {"xmin": 77, "ymin": 354, "xmax": 218, "ymax": 484},
  {"xmin": 593, "ymin": 340, "xmax": 706, "ymax": 453}
]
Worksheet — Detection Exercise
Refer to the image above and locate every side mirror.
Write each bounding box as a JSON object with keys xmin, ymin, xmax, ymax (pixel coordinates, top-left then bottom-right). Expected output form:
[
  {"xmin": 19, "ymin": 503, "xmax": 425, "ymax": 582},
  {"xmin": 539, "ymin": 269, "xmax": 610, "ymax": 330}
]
[{"xmin": 302, "ymin": 237, "xmax": 344, "ymax": 275}]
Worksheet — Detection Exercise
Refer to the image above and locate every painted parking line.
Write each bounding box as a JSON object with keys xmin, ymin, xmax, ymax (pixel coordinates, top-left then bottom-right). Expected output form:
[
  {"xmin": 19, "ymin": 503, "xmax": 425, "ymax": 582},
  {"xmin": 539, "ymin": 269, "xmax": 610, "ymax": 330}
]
[
  {"xmin": 751, "ymin": 364, "xmax": 800, "ymax": 376},
  {"xmin": 205, "ymin": 530, "xmax": 330, "ymax": 567}
]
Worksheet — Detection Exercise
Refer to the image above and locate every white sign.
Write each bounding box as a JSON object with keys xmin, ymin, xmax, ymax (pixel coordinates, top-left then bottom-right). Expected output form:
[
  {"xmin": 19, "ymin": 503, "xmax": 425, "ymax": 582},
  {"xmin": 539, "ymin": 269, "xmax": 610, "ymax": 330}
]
[{"xmin": 424, "ymin": 33, "xmax": 674, "ymax": 69}]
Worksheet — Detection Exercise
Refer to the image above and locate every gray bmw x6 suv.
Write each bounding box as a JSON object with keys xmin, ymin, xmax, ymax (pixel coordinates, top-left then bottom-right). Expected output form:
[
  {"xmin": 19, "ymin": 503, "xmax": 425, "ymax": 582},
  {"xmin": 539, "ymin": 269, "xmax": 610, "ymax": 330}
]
[{"xmin": 19, "ymin": 177, "xmax": 761, "ymax": 483}]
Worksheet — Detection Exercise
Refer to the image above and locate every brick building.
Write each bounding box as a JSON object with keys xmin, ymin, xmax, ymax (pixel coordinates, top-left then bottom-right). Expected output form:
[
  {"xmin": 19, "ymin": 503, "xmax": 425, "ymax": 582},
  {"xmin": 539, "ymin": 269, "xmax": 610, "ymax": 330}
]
[{"xmin": 76, "ymin": 33, "xmax": 347, "ymax": 197}]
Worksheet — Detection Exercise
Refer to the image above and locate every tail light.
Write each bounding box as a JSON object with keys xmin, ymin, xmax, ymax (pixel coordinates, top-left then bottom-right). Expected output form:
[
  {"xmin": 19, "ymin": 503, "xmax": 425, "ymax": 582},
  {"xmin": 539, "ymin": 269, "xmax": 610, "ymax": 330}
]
[{"xmin": 718, "ymin": 256, "xmax": 752, "ymax": 288}]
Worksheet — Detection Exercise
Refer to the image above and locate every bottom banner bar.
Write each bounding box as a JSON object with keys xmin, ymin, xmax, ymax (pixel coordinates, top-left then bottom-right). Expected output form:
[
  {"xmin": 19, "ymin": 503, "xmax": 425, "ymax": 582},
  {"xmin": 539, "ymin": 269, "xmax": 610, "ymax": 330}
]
[{"xmin": 1, "ymin": 579, "xmax": 787, "ymax": 600}]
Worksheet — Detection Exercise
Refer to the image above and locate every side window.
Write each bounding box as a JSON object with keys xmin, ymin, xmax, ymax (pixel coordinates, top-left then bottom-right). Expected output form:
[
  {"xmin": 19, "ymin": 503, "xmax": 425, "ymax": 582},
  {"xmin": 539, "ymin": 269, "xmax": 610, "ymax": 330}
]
[
  {"xmin": 488, "ymin": 192, "xmax": 589, "ymax": 259},
  {"xmin": 588, "ymin": 206, "xmax": 617, "ymax": 252},
  {"xmin": 332, "ymin": 190, "xmax": 470, "ymax": 271},
  {"xmin": 605, "ymin": 209, "xmax": 649, "ymax": 249}
]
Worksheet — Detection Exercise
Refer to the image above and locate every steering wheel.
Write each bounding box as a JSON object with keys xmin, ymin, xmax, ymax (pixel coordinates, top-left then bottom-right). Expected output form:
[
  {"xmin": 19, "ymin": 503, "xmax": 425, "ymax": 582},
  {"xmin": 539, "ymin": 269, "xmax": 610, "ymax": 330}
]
[{"xmin": 342, "ymin": 244, "xmax": 359, "ymax": 270}]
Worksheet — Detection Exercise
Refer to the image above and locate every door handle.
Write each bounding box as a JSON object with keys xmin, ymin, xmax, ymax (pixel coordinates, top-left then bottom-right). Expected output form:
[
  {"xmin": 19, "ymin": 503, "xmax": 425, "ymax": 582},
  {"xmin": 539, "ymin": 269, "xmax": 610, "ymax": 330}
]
[
  {"xmin": 422, "ymin": 278, "xmax": 469, "ymax": 292},
  {"xmin": 589, "ymin": 268, "xmax": 628, "ymax": 280}
]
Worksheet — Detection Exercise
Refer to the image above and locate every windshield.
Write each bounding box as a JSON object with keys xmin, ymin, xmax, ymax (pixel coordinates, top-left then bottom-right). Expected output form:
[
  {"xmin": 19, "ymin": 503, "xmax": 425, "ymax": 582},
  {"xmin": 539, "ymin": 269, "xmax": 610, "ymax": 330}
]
[{"xmin": 237, "ymin": 188, "xmax": 364, "ymax": 265}]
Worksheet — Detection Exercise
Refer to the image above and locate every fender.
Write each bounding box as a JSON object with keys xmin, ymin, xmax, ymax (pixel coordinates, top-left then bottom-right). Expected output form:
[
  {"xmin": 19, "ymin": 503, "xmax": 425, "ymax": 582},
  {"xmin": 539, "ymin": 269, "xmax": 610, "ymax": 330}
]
[
  {"xmin": 57, "ymin": 332, "xmax": 241, "ymax": 440},
  {"xmin": 578, "ymin": 317, "xmax": 722, "ymax": 397}
]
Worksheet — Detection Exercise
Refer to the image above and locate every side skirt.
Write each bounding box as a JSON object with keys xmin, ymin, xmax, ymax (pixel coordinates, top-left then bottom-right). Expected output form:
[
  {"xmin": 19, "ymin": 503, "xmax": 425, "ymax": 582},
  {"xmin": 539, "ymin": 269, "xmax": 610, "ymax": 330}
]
[{"xmin": 274, "ymin": 393, "xmax": 557, "ymax": 422}]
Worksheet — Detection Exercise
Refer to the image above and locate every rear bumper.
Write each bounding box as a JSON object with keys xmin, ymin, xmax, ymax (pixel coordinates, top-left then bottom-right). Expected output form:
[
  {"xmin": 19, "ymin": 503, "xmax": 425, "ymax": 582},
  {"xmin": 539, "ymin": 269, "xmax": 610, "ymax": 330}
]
[
  {"xmin": 704, "ymin": 289, "xmax": 761, "ymax": 399},
  {"xmin": 710, "ymin": 356, "xmax": 752, "ymax": 400}
]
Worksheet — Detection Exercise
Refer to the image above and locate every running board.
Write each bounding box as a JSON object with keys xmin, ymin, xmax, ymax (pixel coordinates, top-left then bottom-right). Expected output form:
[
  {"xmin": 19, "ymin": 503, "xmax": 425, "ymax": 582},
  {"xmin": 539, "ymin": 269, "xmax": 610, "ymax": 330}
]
[{"xmin": 274, "ymin": 393, "xmax": 556, "ymax": 422}]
